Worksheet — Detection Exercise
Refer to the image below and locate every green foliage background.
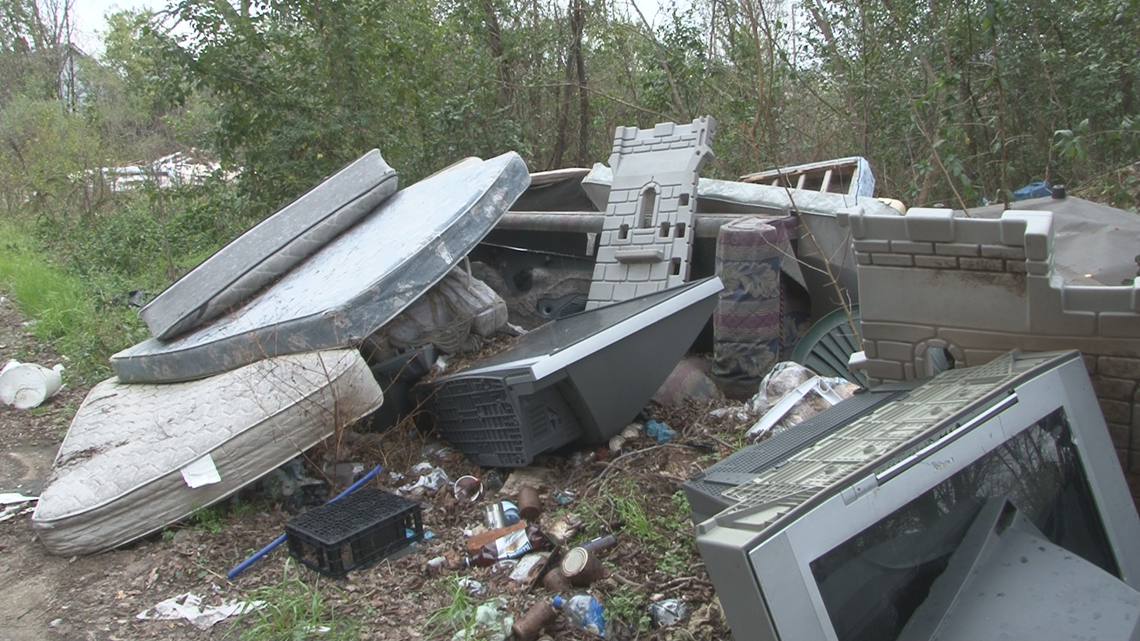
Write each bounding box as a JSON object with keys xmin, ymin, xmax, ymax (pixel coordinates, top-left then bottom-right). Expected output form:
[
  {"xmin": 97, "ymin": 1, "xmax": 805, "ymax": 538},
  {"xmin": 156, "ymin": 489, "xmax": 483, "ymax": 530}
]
[{"xmin": 0, "ymin": 0, "xmax": 1137, "ymax": 380}]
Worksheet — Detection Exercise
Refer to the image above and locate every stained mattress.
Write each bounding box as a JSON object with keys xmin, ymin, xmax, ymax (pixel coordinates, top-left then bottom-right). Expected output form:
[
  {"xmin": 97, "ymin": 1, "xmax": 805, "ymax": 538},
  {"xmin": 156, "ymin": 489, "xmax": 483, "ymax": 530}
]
[
  {"xmin": 112, "ymin": 152, "xmax": 531, "ymax": 383},
  {"xmin": 31, "ymin": 349, "xmax": 383, "ymax": 556},
  {"xmin": 141, "ymin": 149, "xmax": 399, "ymax": 340}
]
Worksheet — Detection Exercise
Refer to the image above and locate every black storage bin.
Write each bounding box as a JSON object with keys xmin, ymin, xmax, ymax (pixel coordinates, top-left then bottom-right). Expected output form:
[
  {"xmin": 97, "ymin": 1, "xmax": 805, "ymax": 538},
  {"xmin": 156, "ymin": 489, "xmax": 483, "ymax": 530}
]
[{"xmin": 285, "ymin": 488, "xmax": 422, "ymax": 578}]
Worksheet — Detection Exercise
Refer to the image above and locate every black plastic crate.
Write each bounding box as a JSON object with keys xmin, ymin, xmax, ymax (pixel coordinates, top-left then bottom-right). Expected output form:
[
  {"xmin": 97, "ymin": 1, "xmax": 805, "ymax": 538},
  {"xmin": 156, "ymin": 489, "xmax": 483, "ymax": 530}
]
[
  {"xmin": 285, "ymin": 488, "xmax": 422, "ymax": 578},
  {"xmin": 429, "ymin": 376, "xmax": 583, "ymax": 467}
]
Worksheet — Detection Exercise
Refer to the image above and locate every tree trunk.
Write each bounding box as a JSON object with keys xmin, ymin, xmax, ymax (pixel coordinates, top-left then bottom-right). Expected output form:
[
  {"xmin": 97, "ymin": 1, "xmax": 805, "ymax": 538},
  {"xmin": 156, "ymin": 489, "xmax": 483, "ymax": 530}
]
[
  {"xmin": 481, "ymin": 0, "xmax": 511, "ymax": 108},
  {"xmin": 570, "ymin": 0, "xmax": 589, "ymax": 166}
]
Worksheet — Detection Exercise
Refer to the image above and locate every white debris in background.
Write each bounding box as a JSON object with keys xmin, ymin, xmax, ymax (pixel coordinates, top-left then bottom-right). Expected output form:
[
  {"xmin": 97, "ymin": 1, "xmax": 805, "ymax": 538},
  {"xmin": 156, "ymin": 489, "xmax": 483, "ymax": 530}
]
[
  {"xmin": 458, "ymin": 577, "xmax": 486, "ymax": 596},
  {"xmin": 0, "ymin": 493, "xmax": 38, "ymax": 504},
  {"xmin": 136, "ymin": 592, "xmax": 264, "ymax": 630},
  {"xmin": 432, "ymin": 355, "xmax": 450, "ymax": 374},
  {"xmin": 451, "ymin": 598, "xmax": 513, "ymax": 641}
]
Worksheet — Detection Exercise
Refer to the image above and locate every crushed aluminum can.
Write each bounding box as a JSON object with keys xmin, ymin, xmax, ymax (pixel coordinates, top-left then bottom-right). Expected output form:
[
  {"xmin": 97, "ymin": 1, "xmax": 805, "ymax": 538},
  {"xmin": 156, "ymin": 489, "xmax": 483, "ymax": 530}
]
[
  {"xmin": 648, "ymin": 599, "xmax": 688, "ymax": 627},
  {"xmin": 501, "ymin": 500, "xmax": 520, "ymax": 525},
  {"xmin": 545, "ymin": 513, "xmax": 583, "ymax": 544},
  {"xmin": 508, "ymin": 552, "xmax": 550, "ymax": 585},
  {"xmin": 484, "ymin": 503, "xmax": 507, "ymax": 529}
]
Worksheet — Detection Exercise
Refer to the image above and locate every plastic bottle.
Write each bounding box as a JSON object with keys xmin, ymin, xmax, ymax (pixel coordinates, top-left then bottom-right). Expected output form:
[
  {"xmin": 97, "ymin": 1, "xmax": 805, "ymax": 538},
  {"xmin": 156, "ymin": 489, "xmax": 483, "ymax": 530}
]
[{"xmin": 552, "ymin": 594, "xmax": 605, "ymax": 637}]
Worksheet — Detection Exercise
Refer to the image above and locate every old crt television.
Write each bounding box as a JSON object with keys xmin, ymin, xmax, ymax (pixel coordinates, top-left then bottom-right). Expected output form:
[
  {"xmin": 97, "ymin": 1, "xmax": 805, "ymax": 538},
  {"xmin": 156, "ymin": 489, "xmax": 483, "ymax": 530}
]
[{"xmin": 696, "ymin": 350, "xmax": 1140, "ymax": 641}]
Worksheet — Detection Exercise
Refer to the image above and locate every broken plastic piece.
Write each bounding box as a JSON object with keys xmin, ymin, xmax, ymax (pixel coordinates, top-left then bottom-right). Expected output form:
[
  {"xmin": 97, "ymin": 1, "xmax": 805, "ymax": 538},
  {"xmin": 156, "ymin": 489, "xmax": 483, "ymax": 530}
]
[
  {"xmin": 0, "ymin": 361, "xmax": 64, "ymax": 409},
  {"xmin": 744, "ymin": 375, "xmax": 850, "ymax": 439}
]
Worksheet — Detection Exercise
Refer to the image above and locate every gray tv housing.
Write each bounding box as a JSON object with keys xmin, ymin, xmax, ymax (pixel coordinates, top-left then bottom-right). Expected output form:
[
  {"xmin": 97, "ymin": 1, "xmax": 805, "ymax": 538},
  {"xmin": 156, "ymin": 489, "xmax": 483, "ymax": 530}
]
[
  {"xmin": 427, "ymin": 277, "xmax": 722, "ymax": 467},
  {"xmin": 695, "ymin": 350, "xmax": 1140, "ymax": 641}
]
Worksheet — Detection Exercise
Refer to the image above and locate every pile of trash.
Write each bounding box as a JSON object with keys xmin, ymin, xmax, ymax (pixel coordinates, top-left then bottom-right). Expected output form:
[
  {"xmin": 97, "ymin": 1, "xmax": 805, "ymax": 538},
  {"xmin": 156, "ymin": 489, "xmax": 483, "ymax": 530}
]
[{"xmin": 0, "ymin": 120, "xmax": 919, "ymax": 639}]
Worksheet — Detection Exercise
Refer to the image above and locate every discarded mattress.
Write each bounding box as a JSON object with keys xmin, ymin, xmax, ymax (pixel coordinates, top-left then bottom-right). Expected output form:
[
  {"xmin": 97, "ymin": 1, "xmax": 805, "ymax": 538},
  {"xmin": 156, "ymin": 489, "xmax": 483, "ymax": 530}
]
[
  {"xmin": 713, "ymin": 217, "xmax": 787, "ymax": 383},
  {"xmin": 427, "ymin": 277, "xmax": 723, "ymax": 466},
  {"xmin": 141, "ymin": 150, "xmax": 399, "ymax": 340},
  {"xmin": 112, "ymin": 152, "xmax": 530, "ymax": 383},
  {"xmin": 32, "ymin": 349, "xmax": 383, "ymax": 556}
]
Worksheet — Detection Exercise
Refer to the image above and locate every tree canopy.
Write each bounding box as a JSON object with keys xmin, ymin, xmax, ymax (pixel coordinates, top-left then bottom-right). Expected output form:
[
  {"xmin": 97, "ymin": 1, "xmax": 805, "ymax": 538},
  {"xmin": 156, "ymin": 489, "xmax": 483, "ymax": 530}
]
[{"xmin": 2, "ymin": 0, "xmax": 1138, "ymax": 220}]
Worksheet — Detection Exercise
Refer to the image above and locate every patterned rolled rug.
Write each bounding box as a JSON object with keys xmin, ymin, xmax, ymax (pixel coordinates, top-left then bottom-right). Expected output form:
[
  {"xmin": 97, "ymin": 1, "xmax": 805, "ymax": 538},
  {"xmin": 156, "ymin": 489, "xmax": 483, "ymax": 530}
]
[{"xmin": 713, "ymin": 217, "xmax": 790, "ymax": 390}]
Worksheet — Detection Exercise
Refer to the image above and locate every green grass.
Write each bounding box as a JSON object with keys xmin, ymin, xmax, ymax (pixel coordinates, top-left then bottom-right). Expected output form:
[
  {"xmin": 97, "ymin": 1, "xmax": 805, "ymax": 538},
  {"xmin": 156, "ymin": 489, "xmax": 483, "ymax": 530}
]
[
  {"xmin": 0, "ymin": 221, "xmax": 146, "ymax": 382},
  {"xmin": 601, "ymin": 483, "xmax": 698, "ymax": 575},
  {"xmin": 229, "ymin": 559, "xmax": 359, "ymax": 641},
  {"xmin": 423, "ymin": 577, "xmax": 515, "ymax": 641},
  {"xmin": 426, "ymin": 576, "xmax": 479, "ymax": 639},
  {"xmin": 607, "ymin": 584, "xmax": 652, "ymax": 634},
  {"xmin": 614, "ymin": 494, "xmax": 656, "ymax": 542},
  {"xmin": 0, "ymin": 181, "xmax": 250, "ymax": 384},
  {"xmin": 656, "ymin": 492, "xmax": 697, "ymax": 574},
  {"xmin": 190, "ymin": 505, "xmax": 227, "ymax": 534}
]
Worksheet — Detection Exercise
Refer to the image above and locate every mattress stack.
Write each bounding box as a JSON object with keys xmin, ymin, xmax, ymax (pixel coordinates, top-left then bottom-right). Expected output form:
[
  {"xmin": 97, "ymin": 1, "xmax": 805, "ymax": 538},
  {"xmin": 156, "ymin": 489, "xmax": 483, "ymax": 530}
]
[{"xmin": 32, "ymin": 150, "xmax": 532, "ymax": 554}]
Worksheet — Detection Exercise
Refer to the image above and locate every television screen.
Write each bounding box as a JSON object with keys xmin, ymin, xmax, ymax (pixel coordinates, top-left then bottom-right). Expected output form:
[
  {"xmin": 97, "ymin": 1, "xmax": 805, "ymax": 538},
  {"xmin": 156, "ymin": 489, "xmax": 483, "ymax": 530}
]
[{"xmin": 695, "ymin": 350, "xmax": 1140, "ymax": 641}]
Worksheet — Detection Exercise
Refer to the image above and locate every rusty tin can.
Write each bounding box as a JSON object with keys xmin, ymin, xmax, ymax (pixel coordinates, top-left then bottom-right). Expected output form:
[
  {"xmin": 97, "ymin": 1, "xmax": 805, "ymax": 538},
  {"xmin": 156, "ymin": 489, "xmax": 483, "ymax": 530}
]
[
  {"xmin": 517, "ymin": 485, "xmax": 542, "ymax": 521},
  {"xmin": 511, "ymin": 599, "xmax": 558, "ymax": 641},
  {"xmin": 542, "ymin": 566, "xmax": 572, "ymax": 593},
  {"xmin": 560, "ymin": 546, "xmax": 604, "ymax": 586}
]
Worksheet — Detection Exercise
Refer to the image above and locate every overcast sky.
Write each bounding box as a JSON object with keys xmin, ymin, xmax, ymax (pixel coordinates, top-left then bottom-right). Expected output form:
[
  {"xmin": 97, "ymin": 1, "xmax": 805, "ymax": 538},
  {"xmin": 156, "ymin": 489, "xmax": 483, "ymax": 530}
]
[
  {"xmin": 72, "ymin": 0, "xmax": 163, "ymax": 55},
  {"xmin": 70, "ymin": 0, "xmax": 672, "ymax": 56}
]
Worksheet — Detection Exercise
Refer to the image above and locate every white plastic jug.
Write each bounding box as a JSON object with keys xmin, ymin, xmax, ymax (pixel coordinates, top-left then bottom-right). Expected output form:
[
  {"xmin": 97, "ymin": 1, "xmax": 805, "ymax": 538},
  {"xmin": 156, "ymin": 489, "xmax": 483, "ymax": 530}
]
[{"xmin": 0, "ymin": 361, "xmax": 64, "ymax": 409}]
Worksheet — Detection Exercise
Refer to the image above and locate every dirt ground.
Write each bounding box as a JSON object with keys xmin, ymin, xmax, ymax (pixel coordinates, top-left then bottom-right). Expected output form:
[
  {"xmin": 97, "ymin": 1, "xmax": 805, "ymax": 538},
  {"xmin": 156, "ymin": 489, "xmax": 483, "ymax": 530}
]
[{"xmin": 0, "ymin": 294, "xmax": 743, "ymax": 640}]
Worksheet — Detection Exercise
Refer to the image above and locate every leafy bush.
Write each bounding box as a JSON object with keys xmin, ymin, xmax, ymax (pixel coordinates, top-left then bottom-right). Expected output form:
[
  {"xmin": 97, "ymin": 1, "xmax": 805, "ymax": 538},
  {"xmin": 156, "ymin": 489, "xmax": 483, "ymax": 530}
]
[
  {"xmin": 0, "ymin": 222, "xmax": 146, "ymax": 381},
  {"xmin": 38, "ymin": 177, "xmax": 252, "ymax": 292}
]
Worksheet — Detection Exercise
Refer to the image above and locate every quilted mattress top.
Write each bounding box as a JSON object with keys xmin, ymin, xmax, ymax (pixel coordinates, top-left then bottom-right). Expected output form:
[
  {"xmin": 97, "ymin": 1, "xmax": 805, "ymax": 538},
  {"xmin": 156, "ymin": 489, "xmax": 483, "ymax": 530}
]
[{"xmin": 34, "ymin": 349, "xmax": 382, "ymax": 522}]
